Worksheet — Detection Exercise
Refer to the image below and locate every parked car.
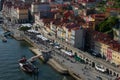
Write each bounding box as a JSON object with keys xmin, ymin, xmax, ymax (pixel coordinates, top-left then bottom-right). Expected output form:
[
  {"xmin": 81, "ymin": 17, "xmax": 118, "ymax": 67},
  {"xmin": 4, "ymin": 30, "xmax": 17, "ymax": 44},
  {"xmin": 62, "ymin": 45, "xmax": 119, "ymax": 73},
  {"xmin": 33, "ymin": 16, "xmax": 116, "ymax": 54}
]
[
  {"xmin": 49, "ymin": 42, "xmax": 54, "ymax": 46},
  {"xmin": 95, "ymin": 63, "xmax": 106, "ymax": 73},
  {"xmin": 54, "ymin": 45, "xmax": 62, "ymax": 50},
  {"xmin": 61, "ymin": 49, "xmax": 74, "ymax": 57}
]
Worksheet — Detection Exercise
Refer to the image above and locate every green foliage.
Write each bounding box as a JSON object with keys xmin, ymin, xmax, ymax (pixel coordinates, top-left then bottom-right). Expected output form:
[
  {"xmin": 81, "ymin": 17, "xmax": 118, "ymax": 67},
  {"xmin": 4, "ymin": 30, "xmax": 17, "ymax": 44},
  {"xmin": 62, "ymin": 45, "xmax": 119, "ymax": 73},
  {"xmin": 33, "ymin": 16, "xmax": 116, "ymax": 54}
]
[
  {"xmin": 19, "ymin": 26, "xmax": 31, "ymax": 32},
  {"xmin": 104, "ymin": 29, "xmax": 113, "ymax": 35},
  {"xmin": 109, "ymin": 0, "xmax": 120, "ymax": 8},
  {"xmin": 96, "ymin": 1, "xmax": 106, "ymax": 13},
  {"xmin": 97, "ymin": 16, "xmax": 119, "ymax": 34}
]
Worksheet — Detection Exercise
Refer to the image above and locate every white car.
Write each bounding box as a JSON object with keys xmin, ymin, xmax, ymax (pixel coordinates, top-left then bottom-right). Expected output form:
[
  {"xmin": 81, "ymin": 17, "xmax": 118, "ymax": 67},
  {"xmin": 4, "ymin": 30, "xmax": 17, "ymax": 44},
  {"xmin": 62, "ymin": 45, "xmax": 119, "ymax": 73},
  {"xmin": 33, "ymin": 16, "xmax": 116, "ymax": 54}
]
[
  {"xmin": 54, "ymin": 45, "xmax": 61, "ymax": 49},
  {"xmin": 61, "ymin": 49, "xmax": 74, "ymax": 57},
  {"xmin": 95, "ymin": 64, "xmax": 106, "ymax": 73},
  {"xmin": 49, "ymin": 42, "xmax": 54, "ymax": 45}
]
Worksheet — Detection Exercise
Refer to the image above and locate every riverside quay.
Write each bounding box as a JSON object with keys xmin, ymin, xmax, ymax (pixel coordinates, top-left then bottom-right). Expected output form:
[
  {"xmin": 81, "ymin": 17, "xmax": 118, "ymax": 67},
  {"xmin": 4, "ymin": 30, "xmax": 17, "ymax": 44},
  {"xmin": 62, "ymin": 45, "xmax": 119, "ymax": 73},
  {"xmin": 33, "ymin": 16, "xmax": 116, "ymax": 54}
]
[{"xmin": 1, "ymin": 0, "xmax": 120, "ymax": 80}]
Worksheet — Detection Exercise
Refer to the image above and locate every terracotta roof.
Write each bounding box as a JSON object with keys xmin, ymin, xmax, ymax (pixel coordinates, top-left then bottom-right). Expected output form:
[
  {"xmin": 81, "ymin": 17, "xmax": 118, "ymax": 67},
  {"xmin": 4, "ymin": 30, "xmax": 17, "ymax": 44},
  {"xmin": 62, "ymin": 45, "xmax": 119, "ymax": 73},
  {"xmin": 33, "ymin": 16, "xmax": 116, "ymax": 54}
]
[
  {"xmin": 77, "ymin": 0, "xmax": 95, "ymax": 3},
  {"xmin": 63, "ymin": 10, "xmax": 74, "ymax": 19},
  {"xmin": 52, "ymin": 19, "xmax": 62, "ymax": 25},
  {"xmin": 66, "ymin": 23, "xmax": 80, "ymax": 31},
  {"xmin": 91, "ymin": 30, "xmax": 120, "ymax": 52},
  {"xmin": 50, "ymin": 10, "xmax": 60, "ymax": 13},
  {"xmin": 107, "ymin": 1, "xmax": 115, "ymax": 5},
  {"xmin": 4, "ymin": 0, "xmax": 30, "ymax": 9},
  {"xmin": 92, "ymin": 14, "xmax": 106, "ymax": 19},
  {"xmin": 42, "ymin": 18, "xmax": 54, "ymax": 24},
  {"xmin": 106, "ymin": 8, "xmax": 120, "ymax": 12}
]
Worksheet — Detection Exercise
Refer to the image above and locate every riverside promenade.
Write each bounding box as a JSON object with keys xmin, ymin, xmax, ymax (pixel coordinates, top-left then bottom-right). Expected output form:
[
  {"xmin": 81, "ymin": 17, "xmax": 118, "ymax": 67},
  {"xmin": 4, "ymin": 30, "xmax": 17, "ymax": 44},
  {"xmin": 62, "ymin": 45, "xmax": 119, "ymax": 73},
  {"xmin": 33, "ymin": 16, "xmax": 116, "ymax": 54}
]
[
  {"xmin": 29, "ymin": 47, "xmax": 83, "ymax": 80},
  {"xmin": 29, "ymin": 47, "xmax": 68, "ymax": 74},
  {"xmin": 0, "ymin": 13, "xmax": 86, "ymax": 80},
  {"xmin": 2, "ymin": 21, "xmax": 117, "ymax": 80},
  {"xmin": 22, "ymin": 32, "xmax": 84, "ymax": 80},
  {"xmin": 25, "ymin": 37, "xmax": 83, "ymax": 80},
  {"xmin": 2, "ymin": 24, "xmax": 115, "ymax": 80},
  {"xmin": 22, "ymin": 32, "xmax": 116, "ymax": 80}
]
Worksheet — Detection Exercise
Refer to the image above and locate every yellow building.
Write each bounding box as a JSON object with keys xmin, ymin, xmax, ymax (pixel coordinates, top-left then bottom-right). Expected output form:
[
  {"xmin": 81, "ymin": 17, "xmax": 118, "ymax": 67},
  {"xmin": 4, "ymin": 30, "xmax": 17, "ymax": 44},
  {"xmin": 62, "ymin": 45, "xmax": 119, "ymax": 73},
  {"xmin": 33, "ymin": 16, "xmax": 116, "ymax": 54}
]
[
  {"xmin": 94, "ymin": 41, "xmax": 110, "ymax": 58},
  {"xmin": 16, "ymin": 7, "xmax": 28, "ymax": 20},
  {"xmin": 16, "ymin": 6, "xmax": 29, "ymax": 23},
  {"xmin": 93, "ymin": 31, "xmax": 120, "ymax": 66},
  {"xmin": 57, "ymin": 24, "xmax": 66, "ymax": 40}
]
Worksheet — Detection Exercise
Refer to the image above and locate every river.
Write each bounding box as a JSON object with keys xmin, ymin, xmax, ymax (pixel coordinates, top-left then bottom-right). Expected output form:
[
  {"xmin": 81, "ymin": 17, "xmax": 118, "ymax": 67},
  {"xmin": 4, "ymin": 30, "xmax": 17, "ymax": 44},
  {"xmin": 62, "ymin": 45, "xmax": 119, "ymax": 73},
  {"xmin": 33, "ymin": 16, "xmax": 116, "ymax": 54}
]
[{"xmin": 0, "ymin": 26, "xmax": 74, "ymax": 80}]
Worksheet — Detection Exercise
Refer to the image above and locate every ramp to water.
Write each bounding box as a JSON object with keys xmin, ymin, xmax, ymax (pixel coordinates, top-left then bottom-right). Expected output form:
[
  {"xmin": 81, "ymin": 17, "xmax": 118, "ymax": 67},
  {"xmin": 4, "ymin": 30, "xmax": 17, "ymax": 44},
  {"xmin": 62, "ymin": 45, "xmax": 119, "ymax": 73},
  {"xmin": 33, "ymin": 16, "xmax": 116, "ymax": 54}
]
[{"xmin": 28, "ymin": 54, "xmax": 42, "ymax": 62}]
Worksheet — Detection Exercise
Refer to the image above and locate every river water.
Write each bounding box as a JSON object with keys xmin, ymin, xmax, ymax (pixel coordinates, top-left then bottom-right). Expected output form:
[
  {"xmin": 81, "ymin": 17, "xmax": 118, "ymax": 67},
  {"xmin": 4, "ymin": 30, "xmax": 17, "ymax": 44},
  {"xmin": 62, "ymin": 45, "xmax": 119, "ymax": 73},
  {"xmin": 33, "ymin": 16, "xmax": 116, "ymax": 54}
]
[{"xmin": 0, "ymin": 26, "xmax": 74, "ymax": 80}]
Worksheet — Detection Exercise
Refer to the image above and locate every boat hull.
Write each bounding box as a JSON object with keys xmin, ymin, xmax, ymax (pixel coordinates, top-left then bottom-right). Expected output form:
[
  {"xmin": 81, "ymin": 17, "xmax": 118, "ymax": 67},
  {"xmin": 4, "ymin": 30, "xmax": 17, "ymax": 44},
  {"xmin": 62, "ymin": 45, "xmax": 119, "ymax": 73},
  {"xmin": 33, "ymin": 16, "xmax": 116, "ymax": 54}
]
[
  {"xmin": 2, "ymin": 40, "xmax": 7, "ymax": 42},
  {"xmin": 19, "ymin": 63, "xmax": 35, "ymax": 73}
]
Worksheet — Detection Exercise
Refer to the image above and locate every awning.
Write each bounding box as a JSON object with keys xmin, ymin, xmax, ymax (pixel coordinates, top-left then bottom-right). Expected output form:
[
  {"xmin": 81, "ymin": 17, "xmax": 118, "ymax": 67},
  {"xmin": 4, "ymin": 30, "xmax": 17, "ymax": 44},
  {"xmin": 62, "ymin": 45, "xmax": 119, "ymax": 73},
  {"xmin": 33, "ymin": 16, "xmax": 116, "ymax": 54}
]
[
  {"xmin": 36, "ymin": 35, "xmax": 48, "ymax": 41},
  {"xmin": 27, "ymin": 29, "xmax": 39, "ymax": 33},
  {"xmin": 21, "ymin": 23, "xmax": 32, "ymax": 27}
]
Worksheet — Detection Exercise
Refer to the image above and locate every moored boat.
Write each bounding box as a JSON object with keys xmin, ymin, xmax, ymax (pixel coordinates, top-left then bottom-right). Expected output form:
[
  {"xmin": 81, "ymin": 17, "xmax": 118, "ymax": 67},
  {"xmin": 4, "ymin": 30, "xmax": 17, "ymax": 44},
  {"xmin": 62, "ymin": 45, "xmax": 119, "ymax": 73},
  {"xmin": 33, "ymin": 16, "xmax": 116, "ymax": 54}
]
[
  {"xmin": 2, "ymin": 37, "xmax": 7, "ymax": 42},
  {"xmin": 19, "ymin": 62, "xmax": 35, "ymax": 73},
  {"xmin": 19, "ymin": 57, "xmax": 35, "ymax": 73}
]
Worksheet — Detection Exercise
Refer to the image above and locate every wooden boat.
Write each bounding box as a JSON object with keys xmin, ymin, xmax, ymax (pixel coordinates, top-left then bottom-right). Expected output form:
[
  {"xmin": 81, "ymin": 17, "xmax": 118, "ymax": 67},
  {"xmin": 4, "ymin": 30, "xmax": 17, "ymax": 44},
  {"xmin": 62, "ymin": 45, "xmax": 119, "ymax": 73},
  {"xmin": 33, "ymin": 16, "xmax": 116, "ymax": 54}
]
[
  {"xmin": 19, "ymin": 58, "xmax": 35, "ymax": 73},
  {"xmin": 19, "ymin": 62, "xmax": 35, "ymax": 73}
]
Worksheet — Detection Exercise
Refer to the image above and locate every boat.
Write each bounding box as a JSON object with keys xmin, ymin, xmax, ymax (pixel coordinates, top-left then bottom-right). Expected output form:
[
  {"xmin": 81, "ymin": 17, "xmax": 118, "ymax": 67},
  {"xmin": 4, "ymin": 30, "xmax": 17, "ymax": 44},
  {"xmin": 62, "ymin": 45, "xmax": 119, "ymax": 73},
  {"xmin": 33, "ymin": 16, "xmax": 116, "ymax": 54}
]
[
  {"xmin": 19, "ymin": 57, "xmax": 35, "ymax": 73},
  {"xmin": 19, "ymin": 62, "xmax": 35, "ymax": 73},
  {"xmin": 2, "ymin": 37, "xmax": 7, "ymax": 42}
]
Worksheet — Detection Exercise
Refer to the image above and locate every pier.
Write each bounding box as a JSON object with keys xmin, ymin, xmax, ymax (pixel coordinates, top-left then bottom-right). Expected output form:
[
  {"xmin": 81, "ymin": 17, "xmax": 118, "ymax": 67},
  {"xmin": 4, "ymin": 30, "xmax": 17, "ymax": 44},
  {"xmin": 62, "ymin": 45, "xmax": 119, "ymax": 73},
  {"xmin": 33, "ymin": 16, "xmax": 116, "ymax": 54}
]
[{"xmin": 29, "ymin": 48, "xmax": 68, "ymax": 74}]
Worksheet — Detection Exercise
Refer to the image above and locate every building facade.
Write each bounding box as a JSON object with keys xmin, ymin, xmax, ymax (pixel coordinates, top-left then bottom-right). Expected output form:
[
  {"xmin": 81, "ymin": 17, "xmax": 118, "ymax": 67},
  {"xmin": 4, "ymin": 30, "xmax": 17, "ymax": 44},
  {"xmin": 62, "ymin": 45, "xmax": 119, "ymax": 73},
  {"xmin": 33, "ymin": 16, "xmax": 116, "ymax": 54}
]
[{"xmin": 87, "ymin": 30, "xmax": 120, "ymax": 66}]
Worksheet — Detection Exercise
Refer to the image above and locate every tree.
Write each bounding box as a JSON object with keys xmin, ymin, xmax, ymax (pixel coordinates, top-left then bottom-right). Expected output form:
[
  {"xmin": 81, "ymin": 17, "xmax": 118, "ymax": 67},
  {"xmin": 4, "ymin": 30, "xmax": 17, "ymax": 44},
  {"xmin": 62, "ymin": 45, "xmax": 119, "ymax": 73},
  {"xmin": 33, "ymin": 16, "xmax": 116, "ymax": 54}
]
[
  {"xmin": 97, "ymin": 16, "xmax": 118, "ymax": 32},
  {"xmin": 19, "ymin": 26, "xmax": 31, "ymax": 32},
  {"xmin": 96, "ymin": 16, "xmax": 119, "ymax": 37}
]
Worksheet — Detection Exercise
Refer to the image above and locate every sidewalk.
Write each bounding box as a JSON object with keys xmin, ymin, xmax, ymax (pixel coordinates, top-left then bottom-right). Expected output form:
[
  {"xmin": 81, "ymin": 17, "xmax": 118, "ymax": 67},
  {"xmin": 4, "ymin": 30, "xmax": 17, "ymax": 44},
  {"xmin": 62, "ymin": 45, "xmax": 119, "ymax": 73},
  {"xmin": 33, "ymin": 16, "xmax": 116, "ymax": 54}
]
[
  {"xmin": 29, "ymin": 47, "xmax": 68, "ymax": 74},
  {"xmin": 42, "ymin": 32, "xmax": 120, "ymax": 76},
  {"xmin": 52, "ymin": 52, "xmax": 114, "ymax": 80}
]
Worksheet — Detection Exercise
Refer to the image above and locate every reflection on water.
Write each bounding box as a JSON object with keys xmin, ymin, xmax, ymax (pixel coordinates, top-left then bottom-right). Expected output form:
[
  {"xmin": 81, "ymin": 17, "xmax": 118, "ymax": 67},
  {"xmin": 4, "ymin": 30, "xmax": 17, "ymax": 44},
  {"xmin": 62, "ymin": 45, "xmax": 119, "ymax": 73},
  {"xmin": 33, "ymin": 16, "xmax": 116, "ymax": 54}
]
[{"xmin": 0, "ymin": 26, "xmax": 75, "ymax": 80}]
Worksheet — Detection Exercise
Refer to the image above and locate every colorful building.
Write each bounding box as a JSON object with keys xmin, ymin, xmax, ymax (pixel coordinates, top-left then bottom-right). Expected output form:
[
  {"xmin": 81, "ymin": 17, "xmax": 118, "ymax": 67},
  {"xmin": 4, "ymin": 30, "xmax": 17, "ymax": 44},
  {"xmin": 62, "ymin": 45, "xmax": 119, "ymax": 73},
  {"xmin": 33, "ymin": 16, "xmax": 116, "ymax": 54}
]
[
  {"xmin": 87, "ymin": 30, "xmax": 120, "ymax": 66},
  {"xmin": 3, "ymin": 0, "xmax": 30, "ymax": 23}
]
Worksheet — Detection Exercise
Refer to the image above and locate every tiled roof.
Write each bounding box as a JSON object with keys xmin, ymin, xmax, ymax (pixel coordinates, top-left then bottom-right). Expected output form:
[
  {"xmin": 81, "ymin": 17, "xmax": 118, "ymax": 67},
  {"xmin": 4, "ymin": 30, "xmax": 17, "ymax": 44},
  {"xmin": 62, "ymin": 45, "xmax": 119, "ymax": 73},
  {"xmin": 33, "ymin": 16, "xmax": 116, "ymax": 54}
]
[
  {"xmin": 63, "ymin": 10, "xmax": 74, "ymax": 19},
  {"xmin": 77, "ymin": 0, "xmax": 95, "ymax": 3},
  {"xmin": 66, "ymin": 23, "xmax": 80, "ymax": 30},
  {"xmin": 52, "ymin": 19, "xmax": 62, "ymax": 25},
  {"xmin": 92, "ymin": 14, "xmax": 106, "ymax": 19},
  {"xmin": 42, "ymin": 18, "xmax": 54, "ymax": 24},
  {"xmin": 91, "ymin": 30, "xmax": 120, "ymax": 52},
  {"xmin": 106, "ymin": 8, "xmax": 120, "ymax": 12},
  {"xmin": 107, "ymin": 1, "xmax": 115, "ymax": 5},
  {"xmin": 4, "ymin": 0, "xmax": 30, "ymax": 9}
]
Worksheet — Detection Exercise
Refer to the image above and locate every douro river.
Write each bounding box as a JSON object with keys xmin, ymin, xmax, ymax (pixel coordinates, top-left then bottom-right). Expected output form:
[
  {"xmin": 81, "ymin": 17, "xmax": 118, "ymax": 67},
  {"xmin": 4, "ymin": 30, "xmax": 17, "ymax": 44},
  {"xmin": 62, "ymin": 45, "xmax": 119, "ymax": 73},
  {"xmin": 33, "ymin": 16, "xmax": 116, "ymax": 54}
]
[{"xmin": 0, "ymin": 26, "xmax": 74, "ymax": 80}]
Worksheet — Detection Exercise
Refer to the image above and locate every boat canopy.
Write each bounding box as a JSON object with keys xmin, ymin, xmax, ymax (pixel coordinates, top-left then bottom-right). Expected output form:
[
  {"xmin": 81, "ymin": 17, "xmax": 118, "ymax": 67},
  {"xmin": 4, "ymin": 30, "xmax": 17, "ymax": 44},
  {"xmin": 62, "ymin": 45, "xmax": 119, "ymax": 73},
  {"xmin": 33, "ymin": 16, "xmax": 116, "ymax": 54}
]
[
  {"xmin": 21, "ymin": 23, "xmax": 32, "ymax": 27},
  {"xmin": 36, "ymin": 35, "xmax": 48, "ymax": 41},
  {"xmin": 27, "ymin": 29, "xmax": 39, "ymax": 33}
]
